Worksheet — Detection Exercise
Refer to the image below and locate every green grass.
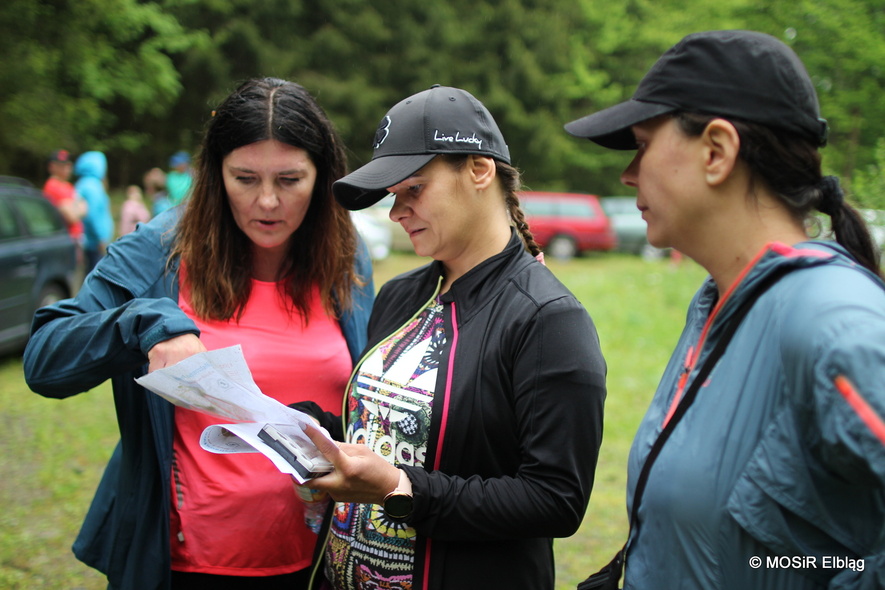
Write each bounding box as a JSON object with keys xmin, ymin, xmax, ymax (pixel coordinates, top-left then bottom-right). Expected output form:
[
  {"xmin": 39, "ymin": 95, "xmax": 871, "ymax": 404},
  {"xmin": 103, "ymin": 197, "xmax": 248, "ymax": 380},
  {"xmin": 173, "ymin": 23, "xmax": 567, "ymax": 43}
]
[
  {"xmin": 0, "ymin": 358, "xmax": 117, "ymax": 589},
  {"xmin": 0, "ymin": 252, "xmax": 708, "ymax": 589},
  {"xmin": 541, "ymin": 254, "xmax": 705, "ymax": 587}
]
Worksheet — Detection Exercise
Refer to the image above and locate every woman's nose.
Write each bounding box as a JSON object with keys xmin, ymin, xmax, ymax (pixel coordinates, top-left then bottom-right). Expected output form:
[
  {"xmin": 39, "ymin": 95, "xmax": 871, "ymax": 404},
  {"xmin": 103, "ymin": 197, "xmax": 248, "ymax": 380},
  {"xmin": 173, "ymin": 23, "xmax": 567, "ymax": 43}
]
[
  {"xmin": 257, "ymin": 182, "xmax": 279, "ymax": 208},
  {"xmin": 620, "ymin": 155, "xmax": 640, "ymax": 188},
  {"xmin": 388, "ymin": 194, "xmax": 410, "ymax": 222}
]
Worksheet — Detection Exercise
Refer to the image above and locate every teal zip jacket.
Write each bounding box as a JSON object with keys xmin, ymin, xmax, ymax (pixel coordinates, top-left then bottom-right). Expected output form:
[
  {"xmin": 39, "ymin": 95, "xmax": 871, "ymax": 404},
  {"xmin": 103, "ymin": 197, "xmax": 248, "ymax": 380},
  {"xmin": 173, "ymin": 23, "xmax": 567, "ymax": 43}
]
[
  {"xmin": 625, "ymin": 241, "xmax": 885, "ymax": 590},
  {"xmin": 23, "ymin": 208, "xmax": 375, "ymax": 590}
]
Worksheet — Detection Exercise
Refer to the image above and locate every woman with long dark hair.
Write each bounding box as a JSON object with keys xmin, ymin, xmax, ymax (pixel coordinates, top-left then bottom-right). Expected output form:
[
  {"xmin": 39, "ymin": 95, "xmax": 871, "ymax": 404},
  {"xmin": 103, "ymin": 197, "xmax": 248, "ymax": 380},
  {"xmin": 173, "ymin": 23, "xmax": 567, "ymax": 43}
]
[{"xmin": 25, "ymin": 77, "xmax": 374, "ymax": 590}]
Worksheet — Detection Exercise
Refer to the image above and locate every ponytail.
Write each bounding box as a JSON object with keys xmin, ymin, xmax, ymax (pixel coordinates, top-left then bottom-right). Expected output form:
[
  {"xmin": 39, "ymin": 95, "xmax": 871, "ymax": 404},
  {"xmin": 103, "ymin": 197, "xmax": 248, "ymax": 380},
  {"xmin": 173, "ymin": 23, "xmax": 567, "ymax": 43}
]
[
  {"xmin": 818, "ymin": 176, "xmax": 883, "ymax": 277},
  {"xmin": 675, "ymin": 112, "xmax": 883, "ymax": 279}
]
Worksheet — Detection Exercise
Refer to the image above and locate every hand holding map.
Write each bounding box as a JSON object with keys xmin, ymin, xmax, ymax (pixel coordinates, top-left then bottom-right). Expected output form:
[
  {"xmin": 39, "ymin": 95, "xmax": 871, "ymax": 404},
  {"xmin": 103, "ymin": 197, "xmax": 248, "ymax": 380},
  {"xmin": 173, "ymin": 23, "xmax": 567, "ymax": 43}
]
[{"xmin": 135, "ymin": 344, "xmax": 333, "ymax": 483}]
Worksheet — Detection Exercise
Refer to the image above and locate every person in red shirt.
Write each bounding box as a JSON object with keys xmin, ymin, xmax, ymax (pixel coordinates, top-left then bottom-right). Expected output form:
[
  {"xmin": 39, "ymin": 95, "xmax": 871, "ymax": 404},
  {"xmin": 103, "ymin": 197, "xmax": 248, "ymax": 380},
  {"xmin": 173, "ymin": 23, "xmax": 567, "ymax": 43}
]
[{"xmin": 42, "ymin": 149, "xmax": 87, "ymax": 243}]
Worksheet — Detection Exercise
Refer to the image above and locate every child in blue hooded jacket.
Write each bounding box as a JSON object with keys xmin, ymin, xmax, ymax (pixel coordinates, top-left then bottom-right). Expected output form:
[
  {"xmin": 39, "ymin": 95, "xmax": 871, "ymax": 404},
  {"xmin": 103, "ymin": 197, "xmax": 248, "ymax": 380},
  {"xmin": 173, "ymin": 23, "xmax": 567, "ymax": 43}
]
[{"xmin": 74, "ymin": 150, "xmax": 114, "ymax": 272}]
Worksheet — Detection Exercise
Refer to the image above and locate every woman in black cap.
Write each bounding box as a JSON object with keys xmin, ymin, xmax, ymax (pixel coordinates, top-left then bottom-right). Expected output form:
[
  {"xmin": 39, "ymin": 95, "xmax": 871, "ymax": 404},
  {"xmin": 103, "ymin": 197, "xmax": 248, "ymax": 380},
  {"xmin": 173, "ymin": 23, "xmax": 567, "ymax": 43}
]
[
  {"xmin": 300, "ymin": 85, "xmax": 607, "ymax": 590},
  {"xmin": 567, "ymin": 30, "xmax": 885, "ymax": 589}
]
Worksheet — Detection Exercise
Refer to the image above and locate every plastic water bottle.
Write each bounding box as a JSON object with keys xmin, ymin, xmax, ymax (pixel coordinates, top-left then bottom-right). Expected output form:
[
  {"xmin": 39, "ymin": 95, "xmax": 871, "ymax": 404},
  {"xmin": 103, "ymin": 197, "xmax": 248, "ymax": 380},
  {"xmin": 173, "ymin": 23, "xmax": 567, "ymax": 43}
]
[{"xmin": 297, "ymin": 486, "xmax": 330, "ymax": 534}]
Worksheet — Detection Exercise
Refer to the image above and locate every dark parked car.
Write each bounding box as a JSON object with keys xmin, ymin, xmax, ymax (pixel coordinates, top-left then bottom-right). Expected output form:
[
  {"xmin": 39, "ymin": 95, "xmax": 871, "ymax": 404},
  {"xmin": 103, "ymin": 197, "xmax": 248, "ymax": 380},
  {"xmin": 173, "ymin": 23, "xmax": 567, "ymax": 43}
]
[
  {"xmin": 600, "ymin": 196, "xmax": 665, "ymax": 259},
  {"xmin": 519, "ymin": 191, "xmax": 617, "ymax": 259},
  {"xmin": 0, "ymin": 176, "xmax": 77, "ymax": 354}
]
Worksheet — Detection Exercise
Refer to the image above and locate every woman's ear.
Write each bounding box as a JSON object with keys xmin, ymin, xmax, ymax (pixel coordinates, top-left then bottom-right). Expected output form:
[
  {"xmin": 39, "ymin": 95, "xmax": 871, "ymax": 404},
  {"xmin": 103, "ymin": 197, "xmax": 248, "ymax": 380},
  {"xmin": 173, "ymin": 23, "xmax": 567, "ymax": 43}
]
[
  {"xmin": 468, "ymin": 155, "xmax": 497, "ymax": 191},
  {"xmin": 702, "ymin": 119, "xmax": 741, "ymax": 187}
]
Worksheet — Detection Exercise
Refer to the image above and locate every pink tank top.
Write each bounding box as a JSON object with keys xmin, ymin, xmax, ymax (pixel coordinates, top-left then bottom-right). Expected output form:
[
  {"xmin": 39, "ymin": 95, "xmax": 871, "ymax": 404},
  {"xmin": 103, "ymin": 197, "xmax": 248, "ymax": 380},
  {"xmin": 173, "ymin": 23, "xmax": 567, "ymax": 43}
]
[{"xmin": 170, "ymin": 276, "xmax": 351, "ymax": 575}]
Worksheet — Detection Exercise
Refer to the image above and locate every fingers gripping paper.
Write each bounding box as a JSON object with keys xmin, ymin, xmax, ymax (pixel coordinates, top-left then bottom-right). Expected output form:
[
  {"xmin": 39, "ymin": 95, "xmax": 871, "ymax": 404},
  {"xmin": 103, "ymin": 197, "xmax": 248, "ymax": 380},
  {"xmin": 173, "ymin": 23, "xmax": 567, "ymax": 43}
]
[{"xmin": 135, "ymin": 345, "xmax": 333, "ymax": 483}]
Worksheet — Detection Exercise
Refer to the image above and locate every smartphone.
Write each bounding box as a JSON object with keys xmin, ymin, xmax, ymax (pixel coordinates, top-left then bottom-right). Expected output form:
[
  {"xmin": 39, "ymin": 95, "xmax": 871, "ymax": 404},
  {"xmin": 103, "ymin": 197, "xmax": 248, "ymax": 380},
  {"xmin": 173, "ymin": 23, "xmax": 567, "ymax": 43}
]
[{"xmin": 258, "ymin": 423, "xmax": 333, "ymax": 481}]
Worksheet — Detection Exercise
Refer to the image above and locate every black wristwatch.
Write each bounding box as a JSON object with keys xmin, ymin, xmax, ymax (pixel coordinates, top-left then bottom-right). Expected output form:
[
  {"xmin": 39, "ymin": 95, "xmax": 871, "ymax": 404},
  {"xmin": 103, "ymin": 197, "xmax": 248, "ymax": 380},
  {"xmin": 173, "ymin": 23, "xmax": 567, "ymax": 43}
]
[{"xmin": 382, "ymin": 489, "xmax": 414, "ymax": 521}]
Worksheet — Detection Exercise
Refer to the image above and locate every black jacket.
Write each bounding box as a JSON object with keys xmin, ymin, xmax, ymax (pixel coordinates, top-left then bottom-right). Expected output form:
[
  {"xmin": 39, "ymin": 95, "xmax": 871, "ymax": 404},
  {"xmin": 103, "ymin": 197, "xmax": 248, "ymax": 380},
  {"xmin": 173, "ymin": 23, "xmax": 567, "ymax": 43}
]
[{"xmin": 310, "ymin": 232, "xmax": 607, "ymax": 590}]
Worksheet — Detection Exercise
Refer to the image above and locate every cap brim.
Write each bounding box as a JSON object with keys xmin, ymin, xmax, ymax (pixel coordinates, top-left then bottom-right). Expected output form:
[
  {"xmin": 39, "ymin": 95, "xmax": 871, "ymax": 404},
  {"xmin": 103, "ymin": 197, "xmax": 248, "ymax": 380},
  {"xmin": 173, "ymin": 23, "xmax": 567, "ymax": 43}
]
[
  {"xmin": 333, "ymin": 153, "xmax": 436, "ymax": 210},
  {"xmin": 564, "ymin": 100, "xmax": 676, "ymax": 150}
]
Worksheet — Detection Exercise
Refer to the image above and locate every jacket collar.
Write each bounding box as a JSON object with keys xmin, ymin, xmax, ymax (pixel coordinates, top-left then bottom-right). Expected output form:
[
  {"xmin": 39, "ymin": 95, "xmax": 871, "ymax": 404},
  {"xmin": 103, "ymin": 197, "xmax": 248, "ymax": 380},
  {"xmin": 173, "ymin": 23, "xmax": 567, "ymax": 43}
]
[
  {"xmin": 692, "ymin": 241, "xmax": 843, "ymax": 327},
  {"xmin": 437, "ymin": 229, "xmax": 535, "ymax": 321}
]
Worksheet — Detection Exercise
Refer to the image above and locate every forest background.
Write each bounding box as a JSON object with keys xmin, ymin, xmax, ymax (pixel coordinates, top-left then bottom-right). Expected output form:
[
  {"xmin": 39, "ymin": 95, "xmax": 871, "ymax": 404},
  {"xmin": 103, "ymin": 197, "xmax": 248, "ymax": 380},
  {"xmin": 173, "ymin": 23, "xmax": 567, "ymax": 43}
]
[{"xmin": 2, "ymin": 0, "xmax": 885, "ymax": 205}]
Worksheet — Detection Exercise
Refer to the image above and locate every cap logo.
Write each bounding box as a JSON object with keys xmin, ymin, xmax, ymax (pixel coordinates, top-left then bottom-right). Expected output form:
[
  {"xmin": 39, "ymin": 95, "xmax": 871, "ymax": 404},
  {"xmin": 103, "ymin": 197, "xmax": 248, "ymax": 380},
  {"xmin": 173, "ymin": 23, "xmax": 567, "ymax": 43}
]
[
  {"xmin": 373, "ymin": 116, "xmax": 392, "ymax": 149},
  {"xmin": 433, "ymin": 129, "xmax": 483, "ymax": 150}
]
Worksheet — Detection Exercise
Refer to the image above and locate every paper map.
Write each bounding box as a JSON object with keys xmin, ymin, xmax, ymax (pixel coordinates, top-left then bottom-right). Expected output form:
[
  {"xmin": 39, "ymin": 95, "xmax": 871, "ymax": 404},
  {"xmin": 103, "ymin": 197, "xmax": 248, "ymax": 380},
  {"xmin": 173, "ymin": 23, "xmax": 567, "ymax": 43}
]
[{"xmin": 135, "ymin": 344, "xmax": 333, "ymax": 483}]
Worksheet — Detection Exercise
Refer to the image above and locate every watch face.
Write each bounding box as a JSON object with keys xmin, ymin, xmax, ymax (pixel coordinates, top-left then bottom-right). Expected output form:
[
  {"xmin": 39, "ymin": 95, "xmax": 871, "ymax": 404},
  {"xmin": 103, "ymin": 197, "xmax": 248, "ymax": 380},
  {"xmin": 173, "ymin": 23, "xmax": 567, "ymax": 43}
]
[{"xmin": 384, "ymin": 492, "xmax": 414, "ymax": 520}]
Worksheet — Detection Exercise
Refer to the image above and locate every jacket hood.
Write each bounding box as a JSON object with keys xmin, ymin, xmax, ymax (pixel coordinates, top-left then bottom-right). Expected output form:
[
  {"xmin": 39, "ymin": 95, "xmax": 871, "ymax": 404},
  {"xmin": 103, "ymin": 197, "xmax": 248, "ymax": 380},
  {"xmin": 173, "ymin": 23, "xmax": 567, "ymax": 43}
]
[{"xmin": 74, "ymin": 151, "xmax": 107, "ymax": 180}]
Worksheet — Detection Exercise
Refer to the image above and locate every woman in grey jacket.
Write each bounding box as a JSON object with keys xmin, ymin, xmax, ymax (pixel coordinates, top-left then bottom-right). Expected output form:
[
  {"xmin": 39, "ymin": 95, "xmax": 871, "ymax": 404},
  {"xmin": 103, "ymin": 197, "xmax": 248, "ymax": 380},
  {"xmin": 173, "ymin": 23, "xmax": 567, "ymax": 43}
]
[
  {"xmin": 24, "ymin": 78, "xmax": 374, "ymax": 590},
  {"xmin": 301, "ymin": 85, "xmax": 607, "ymax": 590},
  {"xmin": 566, "ymin": 30, "xmax": 885, "ymax": 589}
]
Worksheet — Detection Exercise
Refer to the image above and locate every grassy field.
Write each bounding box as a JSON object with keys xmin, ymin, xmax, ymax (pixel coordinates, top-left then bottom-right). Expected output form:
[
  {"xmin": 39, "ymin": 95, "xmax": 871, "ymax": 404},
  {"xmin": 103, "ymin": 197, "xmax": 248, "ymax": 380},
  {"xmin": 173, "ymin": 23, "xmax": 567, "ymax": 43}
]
[{"xmin": 0, "ymin": 251, "xmax": 708, "ymax": 589}]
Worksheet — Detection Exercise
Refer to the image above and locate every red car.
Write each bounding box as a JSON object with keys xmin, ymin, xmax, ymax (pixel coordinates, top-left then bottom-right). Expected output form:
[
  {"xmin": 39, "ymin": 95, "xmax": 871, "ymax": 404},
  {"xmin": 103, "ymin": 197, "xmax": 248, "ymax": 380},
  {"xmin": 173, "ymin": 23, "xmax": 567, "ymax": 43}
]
[{"xmin": 518, "ymin": 191, "xmax": 617, "ymax": 259}]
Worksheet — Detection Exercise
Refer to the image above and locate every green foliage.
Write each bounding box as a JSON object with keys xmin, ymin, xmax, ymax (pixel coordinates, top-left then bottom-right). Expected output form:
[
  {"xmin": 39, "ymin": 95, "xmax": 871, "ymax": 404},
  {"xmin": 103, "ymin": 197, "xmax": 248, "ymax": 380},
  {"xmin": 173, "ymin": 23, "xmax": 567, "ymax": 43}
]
[
  {"xmin": 738, "ymin": 0, "xmax": 885, "ymax": 181},
  {"xmin": 0, "ymin": 0, "xmax": 204, "ymax": 168},
  {"xmin": 850, "ymin": 137, "xmax": 885, "ymax": 209},
  {"xmin": 3, "ymin": 0, "xmax": 885, "ymax": 196}
]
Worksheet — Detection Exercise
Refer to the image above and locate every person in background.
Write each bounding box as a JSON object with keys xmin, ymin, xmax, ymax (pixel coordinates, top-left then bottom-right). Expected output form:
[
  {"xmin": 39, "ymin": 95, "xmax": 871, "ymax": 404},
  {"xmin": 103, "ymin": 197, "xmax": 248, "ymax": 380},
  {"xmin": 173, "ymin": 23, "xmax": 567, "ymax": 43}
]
[
  {"xmin": 167, "ymin": 150, "xmax": 193, "ymax": 205},
  {"xmin": 144, "ymin": 166, "xmax": 172, "ymax": 216},
  {"xmin": 23, "ymin": 77, "xmax": 375, "ymax": 590},
  {"xmin": 118, "ymin": 184, "xmax": 151, "ymax": 236},
  {"xmin": 301, "ymin": 85, "xmax": 607, "ymax": 590},
  {"xmin": 42, "ymin": 149, "xmax": 87, "ymax": 244},
  {"xmin": 566, "ymin": 30, "xmax": 885, "ymax": 589},
  {"xmin": 74, "ymin": 150, "xmax": 114, "ymax": 273}
]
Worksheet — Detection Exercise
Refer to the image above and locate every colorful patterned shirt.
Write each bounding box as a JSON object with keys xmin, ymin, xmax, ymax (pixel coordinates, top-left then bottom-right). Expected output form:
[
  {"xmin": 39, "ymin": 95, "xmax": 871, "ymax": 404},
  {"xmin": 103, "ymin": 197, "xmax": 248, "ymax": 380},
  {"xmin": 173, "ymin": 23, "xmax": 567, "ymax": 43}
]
[{"xmin": 325, "ymin": 298, "xmax": 446, "ymax": 589}]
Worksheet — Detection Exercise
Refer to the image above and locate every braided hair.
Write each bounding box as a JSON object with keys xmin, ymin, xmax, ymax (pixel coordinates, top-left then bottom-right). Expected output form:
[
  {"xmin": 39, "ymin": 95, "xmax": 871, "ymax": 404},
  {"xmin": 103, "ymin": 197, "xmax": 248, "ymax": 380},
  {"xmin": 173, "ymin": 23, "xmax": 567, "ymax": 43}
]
[{"xmin": 440, "ymin": 155, "xmax": 541, "ymax": 257}]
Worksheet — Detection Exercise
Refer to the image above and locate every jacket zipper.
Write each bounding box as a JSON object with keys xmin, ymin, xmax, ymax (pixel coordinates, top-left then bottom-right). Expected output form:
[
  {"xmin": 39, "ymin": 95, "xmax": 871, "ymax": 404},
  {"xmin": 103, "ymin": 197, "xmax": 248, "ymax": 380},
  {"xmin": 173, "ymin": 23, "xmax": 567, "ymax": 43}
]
[
  {"xmin": 422, "ymin": 288, "xmax": 459, "ymax": 590},
  {"xmin": 661, "ymin": 244, "xmax": 772, "ymax": 427}
]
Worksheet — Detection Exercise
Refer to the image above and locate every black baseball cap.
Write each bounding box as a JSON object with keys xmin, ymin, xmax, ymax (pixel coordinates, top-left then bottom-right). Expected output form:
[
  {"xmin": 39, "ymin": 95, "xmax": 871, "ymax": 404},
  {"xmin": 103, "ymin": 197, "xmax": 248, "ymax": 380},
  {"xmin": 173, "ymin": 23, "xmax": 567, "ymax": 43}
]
[
  {"xmin": 334, "ymin": 85, "xmax": 511, "ymax": 210},
  {"xmin": 564, "ymin": 30, "xmax": 829, "ymax": 150}
]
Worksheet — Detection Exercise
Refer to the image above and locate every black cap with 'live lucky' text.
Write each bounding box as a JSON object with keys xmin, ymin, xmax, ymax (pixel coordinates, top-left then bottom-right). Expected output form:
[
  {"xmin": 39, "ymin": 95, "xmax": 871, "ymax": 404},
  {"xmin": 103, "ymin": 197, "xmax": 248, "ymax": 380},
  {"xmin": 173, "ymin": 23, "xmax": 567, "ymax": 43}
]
[
  {"xmin": 333, "ymin": 85, "xmax": 511, "ymax": 210},
  {"xmin": 564, "ymin": 30, "xmax": 830, "ymax": 150}
]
